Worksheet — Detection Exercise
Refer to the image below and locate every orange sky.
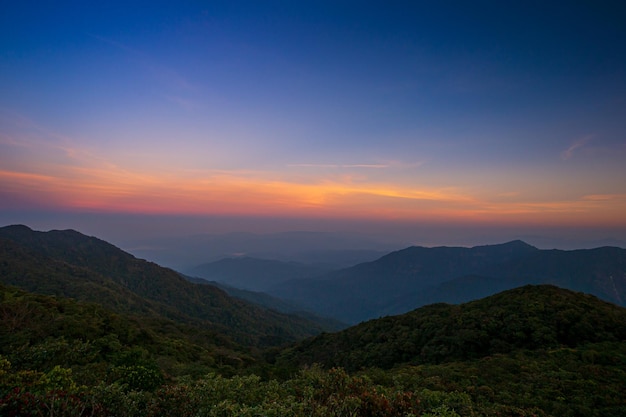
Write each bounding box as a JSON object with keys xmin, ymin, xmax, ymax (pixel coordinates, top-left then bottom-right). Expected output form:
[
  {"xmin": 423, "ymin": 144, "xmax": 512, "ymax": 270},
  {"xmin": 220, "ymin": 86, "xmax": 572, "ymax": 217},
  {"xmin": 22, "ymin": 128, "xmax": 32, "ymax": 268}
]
[{"xmin": 2, "ymin": 155, "xmax": 625, "ymax": 228}]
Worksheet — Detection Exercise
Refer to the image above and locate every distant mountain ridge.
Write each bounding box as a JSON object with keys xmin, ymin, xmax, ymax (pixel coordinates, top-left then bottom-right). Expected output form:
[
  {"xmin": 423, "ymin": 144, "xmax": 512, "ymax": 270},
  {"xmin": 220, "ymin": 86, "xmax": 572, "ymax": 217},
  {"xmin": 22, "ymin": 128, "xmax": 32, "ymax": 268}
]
[{"xmin": 269, "ymin": 240, "xmax": 626, "ymax": 323}]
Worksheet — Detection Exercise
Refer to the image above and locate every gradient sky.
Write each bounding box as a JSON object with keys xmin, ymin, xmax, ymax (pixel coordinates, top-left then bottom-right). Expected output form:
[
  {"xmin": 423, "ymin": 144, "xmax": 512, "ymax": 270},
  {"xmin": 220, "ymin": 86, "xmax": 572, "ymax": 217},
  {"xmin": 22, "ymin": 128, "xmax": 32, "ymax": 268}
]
[{"xmin": 1, "ymin": 1, "xmax": 626, "ymax": 247}]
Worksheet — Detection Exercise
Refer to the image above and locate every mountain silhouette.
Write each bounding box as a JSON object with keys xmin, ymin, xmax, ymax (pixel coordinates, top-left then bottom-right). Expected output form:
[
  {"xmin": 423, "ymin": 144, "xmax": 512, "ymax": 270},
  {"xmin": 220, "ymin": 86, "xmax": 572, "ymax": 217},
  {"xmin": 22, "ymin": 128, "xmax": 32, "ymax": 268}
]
[{"xmin": 269, "ymin": 240, "xmax": 626, "ymax": 323}]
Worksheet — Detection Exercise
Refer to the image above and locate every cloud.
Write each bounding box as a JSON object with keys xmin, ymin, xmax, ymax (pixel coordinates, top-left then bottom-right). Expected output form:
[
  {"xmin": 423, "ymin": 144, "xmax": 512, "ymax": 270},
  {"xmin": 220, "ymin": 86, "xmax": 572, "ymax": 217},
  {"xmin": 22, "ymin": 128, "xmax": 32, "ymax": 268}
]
[
  {"xmin": 288, "ymin": 163, "xmax": 388, "ymax": 169},
  {"xmin": 287, "ymin": 160, "xmax": 425, "ymax": 170},
  {"xmin": 583, "ymin": 194, "xmax": 626, "ymax": 201},
  {"xmin": 2, "ymin": 112, "xmax": 623, "ymax": 227},
  {"xmin": 560, "ymin": 134, "xmax": 595, "ymax": 160}
]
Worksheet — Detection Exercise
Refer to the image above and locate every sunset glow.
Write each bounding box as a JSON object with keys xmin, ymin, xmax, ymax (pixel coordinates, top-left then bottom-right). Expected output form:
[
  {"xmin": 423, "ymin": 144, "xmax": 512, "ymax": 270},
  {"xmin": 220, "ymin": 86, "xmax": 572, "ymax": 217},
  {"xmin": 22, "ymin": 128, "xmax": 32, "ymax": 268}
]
[{"xmin": 1, "ymin": 2, "xmax": 625, "ymax": 247}]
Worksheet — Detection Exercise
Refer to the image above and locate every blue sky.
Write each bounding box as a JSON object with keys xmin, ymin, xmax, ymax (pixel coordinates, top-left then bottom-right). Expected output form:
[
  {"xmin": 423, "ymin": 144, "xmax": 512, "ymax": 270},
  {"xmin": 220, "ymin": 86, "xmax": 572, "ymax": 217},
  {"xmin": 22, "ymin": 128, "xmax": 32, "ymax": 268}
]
[{"xmin": 1, "ymin": 1, "xmax": 625, "ymax": 247}]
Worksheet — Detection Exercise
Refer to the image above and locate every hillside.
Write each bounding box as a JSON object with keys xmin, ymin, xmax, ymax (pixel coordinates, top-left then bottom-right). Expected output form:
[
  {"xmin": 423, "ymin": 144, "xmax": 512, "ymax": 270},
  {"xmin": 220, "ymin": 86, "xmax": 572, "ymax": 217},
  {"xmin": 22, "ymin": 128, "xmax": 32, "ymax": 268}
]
[
  {"xmin": 269, "ymin": 241, "xmax": 626, "ymax": 323},
  {"xmin": 187, "ymin": 277, "xmax": 347, "ymax": 331},
  {"xmin": 0, "ymin": 225, "xmax": 331, "ymax": 347},
  {"xmin": 3, "ymin": 274, "xmax": 626, "ymax": 415},
  {"xmin": 0, "ymin": 283, "xmax": 251, "ymax": 381},
  {"xmin": 276, "ymin": 285, "xmax": 626, "ymax": 371}
]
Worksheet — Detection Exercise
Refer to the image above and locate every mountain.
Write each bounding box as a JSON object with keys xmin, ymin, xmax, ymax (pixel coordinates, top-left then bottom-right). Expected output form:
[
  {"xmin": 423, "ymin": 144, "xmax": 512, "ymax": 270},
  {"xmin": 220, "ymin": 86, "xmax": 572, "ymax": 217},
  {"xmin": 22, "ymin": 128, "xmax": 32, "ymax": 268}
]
[
  {"xmin": 385, "ymin": 245, "xmax": 626, "ymax": 316},
  {"xmin": 0, "ymin": 225, "xmax": 332, "ymax": 348},
  {"xmin": 276, "ymin": 285, "xmax": 626, "ymax": 372},
  {"xmin": 186, "ymin": 257, "xmax": 329, "ymax": 292},
  {"xmin": 269, "ymin": 240, "xmax": 542, "ymax": 323},
  {"xmin": 269, "ymin": 240, "xmax": 626, "ymax": 323}
]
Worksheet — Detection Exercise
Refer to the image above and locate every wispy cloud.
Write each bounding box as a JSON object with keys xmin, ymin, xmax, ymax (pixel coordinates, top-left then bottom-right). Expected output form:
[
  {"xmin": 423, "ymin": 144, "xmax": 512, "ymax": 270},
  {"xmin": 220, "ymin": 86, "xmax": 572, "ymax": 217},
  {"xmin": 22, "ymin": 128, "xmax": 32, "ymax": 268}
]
[
  {"xmin": 288, "ymin": 163, "xmax": 388, "ymax": 169},
  {"xmin": 2, "ymin": 113, "xmax": 624, "ymax": 226},
  {"xmin": 583, "ymin": 194, "xmax": 626, "ymax": 201},
  {"xmin": 3, "ymin": 153, "xmax": 625, "ymax": 226},
  {"xmin": 0, "ymin": 109, "xmax": 121, "ymax": 176},
  {"xmin": 561, "ymin": 134, "xmax": 595, "ymax": 160},
  {"xmin": 288, "ymin": 160, "xmax": 425, "ymax": 170}
]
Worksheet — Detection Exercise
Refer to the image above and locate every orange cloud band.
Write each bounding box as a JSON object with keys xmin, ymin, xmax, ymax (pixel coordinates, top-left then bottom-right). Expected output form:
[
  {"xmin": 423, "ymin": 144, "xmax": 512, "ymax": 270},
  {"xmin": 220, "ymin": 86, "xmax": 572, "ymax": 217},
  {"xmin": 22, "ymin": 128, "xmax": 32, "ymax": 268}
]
[{"xmin": 2, "ymin": 165, "xmax": 626, "ymax": 227}]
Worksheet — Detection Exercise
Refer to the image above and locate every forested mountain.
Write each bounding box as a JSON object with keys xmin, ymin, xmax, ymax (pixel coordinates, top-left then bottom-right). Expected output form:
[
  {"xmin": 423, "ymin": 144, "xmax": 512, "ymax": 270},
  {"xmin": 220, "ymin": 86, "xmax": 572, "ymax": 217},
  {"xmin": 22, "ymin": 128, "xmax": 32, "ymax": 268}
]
[
  {"xmin": 270, "ymin": 285, "xmax": 626, "ymax": 416},
  {"xmin": 187, "ymin": 277, "xmax": 346, "ymax": 331},
  {"xmin": 0, "ymin": 225, "xmax": 331, "ymax": 347},
  {"xmin": 269, "ymin": 241, "xmax": 626, "ymax": 323},
  {"xmin": 275, "ymin": 285, "xmax": 626, "ymax": 371},
  {"xmin": 0, "ymin": 283, "xmax": 252, "ymax": 381}
]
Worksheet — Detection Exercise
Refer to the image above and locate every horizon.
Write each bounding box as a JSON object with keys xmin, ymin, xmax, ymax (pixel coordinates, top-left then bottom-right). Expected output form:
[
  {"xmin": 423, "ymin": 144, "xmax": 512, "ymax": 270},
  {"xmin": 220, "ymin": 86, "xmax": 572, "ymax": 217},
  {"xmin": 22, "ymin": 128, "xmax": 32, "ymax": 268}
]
[
  {"xmin": 2, "ymin": 215, "xmax": 625, "ymax": 253},
  {"xmin": 2, "ymin": 2, "xmax": 625, "ymax": 250},
  {"xmin": 1, "ymin": 219, "xmax": 625, "ymax": 273}
]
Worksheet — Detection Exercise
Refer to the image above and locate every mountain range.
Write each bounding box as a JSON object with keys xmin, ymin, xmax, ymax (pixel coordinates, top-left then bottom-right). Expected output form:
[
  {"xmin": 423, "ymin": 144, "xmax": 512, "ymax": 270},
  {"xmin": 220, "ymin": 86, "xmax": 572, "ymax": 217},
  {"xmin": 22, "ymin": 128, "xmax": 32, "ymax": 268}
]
[
  {"xmin": 265, "ymin": 240, "xmax": 626, "ymax": 323},
  {"xmin": 3, "ymin": 223, "xmax": 626, "ymax": 353}
]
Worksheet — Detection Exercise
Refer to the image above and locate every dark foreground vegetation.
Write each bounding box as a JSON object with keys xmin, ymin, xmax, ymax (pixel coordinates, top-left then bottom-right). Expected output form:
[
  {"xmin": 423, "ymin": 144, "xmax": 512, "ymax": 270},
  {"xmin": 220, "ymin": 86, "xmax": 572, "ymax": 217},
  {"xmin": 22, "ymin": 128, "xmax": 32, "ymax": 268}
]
[
  {"xmin": 1, "ymin": 226, "xmax": 626, "ymax": 416},
  {"xmin": 2, "ymin": 284, "xmax": 626, "ymax": 416}
]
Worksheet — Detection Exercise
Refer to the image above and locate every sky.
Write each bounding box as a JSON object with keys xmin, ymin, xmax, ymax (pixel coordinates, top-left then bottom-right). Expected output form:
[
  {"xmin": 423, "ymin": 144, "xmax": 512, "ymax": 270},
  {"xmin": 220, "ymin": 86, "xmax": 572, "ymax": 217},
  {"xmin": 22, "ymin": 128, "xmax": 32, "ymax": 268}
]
[{"xmin": 1, "ymin": 1, "xmax": 626, "ymax": 250}]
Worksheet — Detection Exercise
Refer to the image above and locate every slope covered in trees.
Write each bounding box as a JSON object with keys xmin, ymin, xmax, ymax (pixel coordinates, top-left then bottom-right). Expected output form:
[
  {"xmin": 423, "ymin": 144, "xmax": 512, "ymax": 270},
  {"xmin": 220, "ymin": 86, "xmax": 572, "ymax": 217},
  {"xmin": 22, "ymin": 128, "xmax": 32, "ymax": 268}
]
[
  {"xmin": 3, "ymin": 283, "xmax": 625, "ymax": 416},
  {"xmin": 0, "ymin": 225, "xmax": 330, "ymax": 347},
  {"xmin": 276, "ymin": 285, "xmax": 626, "ymax": 370},
  {"xmin": 0, "ymin": 283, "xmax": 250, "ymax": 382}
]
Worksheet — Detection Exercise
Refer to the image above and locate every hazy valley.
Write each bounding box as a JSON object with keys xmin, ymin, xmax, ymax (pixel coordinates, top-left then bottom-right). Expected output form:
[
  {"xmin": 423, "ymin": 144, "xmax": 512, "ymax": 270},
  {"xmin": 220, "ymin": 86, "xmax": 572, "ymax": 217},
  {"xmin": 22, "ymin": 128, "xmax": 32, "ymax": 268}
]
[{"xmin": 186, "ymin": 239, "xmax": 626, "ymax": 324}]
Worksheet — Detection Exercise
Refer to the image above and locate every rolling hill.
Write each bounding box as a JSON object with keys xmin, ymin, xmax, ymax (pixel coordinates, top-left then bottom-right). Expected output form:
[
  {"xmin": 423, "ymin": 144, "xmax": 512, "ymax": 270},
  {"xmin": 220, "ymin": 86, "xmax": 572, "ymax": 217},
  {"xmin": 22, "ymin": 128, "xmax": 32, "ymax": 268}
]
[
  {"xmin": 271, "ymin": 285, "xmax": 626, "ymax": 416},
  {"xmin": 276, "ymin": 285, "xmax": 626, "ymax": 371}
]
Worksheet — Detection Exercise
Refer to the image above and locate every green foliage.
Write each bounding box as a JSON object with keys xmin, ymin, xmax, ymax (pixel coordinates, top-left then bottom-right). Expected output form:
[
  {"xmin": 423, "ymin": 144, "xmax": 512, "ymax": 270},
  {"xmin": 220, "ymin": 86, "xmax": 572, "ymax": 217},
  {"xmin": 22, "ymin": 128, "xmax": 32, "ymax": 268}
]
[
  {"xmin": 2, "ymin": 365, "xmax": 472, "ymax": 417},
  {"xmin": 2, "ymin": 293, "xmax": 626, "ymax": 416},
  {"xmin": 276, "ymin": 285, "xmax": 626, "ymax": 371},
  {"xmin": 0, "ymin": 283, "xmax": 259, "ymax": 388},
  {"xmin": 386, "ymin": 342, "xmax": 626, "ymax": 416}
]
